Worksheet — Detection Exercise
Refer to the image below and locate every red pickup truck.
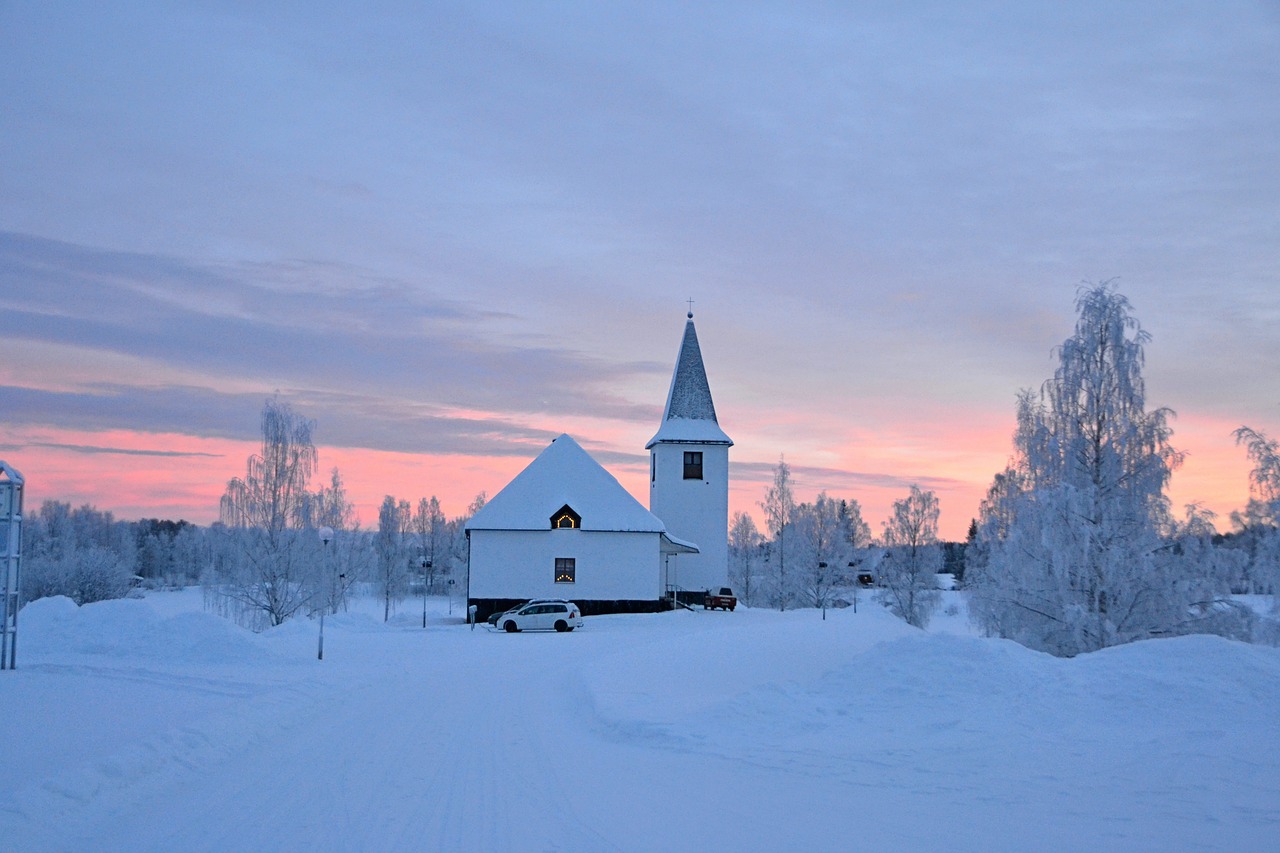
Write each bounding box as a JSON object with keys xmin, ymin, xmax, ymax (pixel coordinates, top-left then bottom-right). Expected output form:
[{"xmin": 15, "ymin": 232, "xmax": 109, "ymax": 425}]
[{"xmin": 704, "ymin": 587, "xmax": 737, "ymax": 611}]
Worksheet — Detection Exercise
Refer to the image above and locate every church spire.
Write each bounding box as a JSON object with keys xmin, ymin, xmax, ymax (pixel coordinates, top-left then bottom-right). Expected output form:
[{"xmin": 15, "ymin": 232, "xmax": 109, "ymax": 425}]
[{"xmin": 646, "ymin": 314, "xmax": 733, "ymax": 448}]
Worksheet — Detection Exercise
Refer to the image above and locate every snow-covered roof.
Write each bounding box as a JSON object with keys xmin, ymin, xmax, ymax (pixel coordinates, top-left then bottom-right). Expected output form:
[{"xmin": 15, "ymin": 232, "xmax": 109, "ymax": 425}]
[
  {"xmin": 646, "ymin": 316, "xmax": 733, "ymax": 448},
  {"xmin": 466, "ymin": 434, "xmax": 668, "ymax": 533},
  {"xmin": 660, "ymin": 532, "xmax": 700, "ymax": 554}
]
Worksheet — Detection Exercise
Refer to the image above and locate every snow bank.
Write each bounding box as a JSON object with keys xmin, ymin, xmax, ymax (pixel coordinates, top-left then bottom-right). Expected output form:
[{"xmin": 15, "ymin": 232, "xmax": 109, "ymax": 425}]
[{"xmin": 20, "ymin": 596, "xmax": 272, "ymax": 665}]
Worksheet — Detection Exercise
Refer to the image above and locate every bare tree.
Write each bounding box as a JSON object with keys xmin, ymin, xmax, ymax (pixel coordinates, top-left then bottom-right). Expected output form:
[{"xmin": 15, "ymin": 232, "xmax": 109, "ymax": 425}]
[{"xmin": 878, "ymin": 485, "xmax": 942, "ymax": 628}]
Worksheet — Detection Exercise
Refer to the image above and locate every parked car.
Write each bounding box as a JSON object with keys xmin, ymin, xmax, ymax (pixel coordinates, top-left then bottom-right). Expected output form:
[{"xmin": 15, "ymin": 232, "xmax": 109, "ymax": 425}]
[
  {"xmin": 703, "ymin": 587, "xmax": 737, "ymax": 611},
  {"xmin": 487, "ymin": 599, "xmax": 565, "ymax": 627},
  {"xmin": 495, "ymin": 600, "xmax": 583, "ymax": 633}
]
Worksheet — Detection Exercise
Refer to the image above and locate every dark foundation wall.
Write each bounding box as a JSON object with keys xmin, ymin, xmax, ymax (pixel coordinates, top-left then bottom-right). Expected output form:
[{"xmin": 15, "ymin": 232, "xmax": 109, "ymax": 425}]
[{"xmin": 471, "ymin": 598, "xmax": 672, "ymax": 623}]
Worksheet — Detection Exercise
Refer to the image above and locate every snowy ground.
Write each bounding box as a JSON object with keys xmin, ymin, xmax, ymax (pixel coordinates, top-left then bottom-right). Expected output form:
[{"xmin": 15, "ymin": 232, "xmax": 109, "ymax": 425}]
[{"xmin": 2, "ymin": 591, "xmax": 1278, "ymax": 852}]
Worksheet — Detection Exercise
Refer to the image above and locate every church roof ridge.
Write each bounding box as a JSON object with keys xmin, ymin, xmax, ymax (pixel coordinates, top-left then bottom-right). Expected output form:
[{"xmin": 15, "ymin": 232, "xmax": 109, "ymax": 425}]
[{"xmin": 466, "ymin": 434, "xmax": 667, "ymax": 532}]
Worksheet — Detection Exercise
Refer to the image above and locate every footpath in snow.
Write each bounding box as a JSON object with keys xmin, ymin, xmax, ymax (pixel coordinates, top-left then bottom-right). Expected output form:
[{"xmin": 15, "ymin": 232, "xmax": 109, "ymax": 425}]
[{"xmin": 2, "ymin": 590, "xmax": 1278, "ymax": 852}]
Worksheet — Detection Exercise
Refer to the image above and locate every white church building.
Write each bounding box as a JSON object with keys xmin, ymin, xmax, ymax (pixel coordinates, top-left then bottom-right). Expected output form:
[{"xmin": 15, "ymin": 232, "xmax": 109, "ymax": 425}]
[{"xmin": 466, "ymin": 313, "xmax": 733, "ymax": 620}]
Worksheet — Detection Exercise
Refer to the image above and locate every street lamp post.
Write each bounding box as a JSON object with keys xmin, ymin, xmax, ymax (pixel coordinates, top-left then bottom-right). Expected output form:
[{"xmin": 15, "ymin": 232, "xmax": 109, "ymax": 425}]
[
  {"xmin": 818, "ymin": 562, "xmax": 828, "ymax": 620},
  {"xmin": 317, "ymin": 526, "xmax": 333, "ymax": 660},
  {"xmin": 848, "ymin": 562, "xmax": 858, "ymax": 613},
  {"xmin": 421, "ymin": 556, "xmax": 432, "ymax": 628}
]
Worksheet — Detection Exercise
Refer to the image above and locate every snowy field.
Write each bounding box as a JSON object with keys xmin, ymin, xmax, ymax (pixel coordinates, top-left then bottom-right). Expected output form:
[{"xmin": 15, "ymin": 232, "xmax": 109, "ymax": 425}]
[{"xmin": 3, "ymin": 590, "xmax": 1278, "ymax": 852}]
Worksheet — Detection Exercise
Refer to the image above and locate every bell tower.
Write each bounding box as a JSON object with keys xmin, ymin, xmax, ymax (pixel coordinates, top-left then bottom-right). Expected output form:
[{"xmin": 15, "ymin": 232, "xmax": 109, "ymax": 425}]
[{"xmin": 647, "ymin": 311, "xmax": 732, "ymax": 595}]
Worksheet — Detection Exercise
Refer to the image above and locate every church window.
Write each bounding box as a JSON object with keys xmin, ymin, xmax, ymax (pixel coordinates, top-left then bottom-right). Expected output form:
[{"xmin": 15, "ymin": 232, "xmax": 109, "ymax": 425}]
[
  {"xmin": 651, "ymin": 454, "xmax": 656, "ymax": 483},
  {"xmin": 683, "ymin": 451, "xmax": 703, "ymax": 480},
  {"xmin": 555, "ymin": 558, "xmax": 576, "ymax": 583},
  {"xmin": 550, "ymin": 504, "xmax": 581, "ymax": 529}
]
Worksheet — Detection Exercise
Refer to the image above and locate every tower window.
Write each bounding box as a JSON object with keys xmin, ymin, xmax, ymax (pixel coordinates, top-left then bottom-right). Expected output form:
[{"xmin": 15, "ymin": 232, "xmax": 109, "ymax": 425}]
[
  {"xmin": 555, "ymin": 558, "xmax": 576, "ymax": 583},
  {"xmin": 651, "ymin": 454, "xmax": 656, "ymax": 484},
  {"xmin": 550, "ymin": 504, "xmax": 581, "ymax": 529},
  {"xmin": 683, "ymin": 451, "xmax": 703, "ymax": 480}
]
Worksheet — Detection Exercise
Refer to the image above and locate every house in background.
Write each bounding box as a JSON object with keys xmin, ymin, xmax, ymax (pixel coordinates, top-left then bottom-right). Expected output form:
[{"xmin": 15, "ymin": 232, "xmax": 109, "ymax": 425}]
[{"xmin": 465, "ymin": 313, "xmax": 731, "ymax": 621}]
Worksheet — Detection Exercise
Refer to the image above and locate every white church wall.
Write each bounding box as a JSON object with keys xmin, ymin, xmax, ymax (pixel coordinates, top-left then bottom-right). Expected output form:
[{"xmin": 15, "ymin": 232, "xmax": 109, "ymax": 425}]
[
  {"xmin": 649, "ymin": 441, "xmax": 729, "ymax": 593},
  {"xmin": 469, "ymin": 528, "xmax": 661, "ymax": 602}
]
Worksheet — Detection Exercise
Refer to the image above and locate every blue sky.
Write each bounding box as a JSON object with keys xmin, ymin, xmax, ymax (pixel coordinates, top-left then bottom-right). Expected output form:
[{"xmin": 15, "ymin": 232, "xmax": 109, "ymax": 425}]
[{"xmin": 2, "ymin": 1, "xmax": 1278, "ymax": 536}]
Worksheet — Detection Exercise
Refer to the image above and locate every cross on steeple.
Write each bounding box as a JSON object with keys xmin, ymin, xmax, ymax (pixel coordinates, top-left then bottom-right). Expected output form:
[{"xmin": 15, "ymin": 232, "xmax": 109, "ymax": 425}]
[{"xmin": 686, "ymin": 297, "xmax": 695, "ymax": 319}]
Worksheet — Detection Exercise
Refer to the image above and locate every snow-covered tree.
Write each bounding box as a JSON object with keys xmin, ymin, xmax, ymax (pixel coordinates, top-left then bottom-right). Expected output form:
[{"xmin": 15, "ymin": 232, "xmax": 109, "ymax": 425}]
[
  {"xmin": 760, "ymin": 456, "xmax": 795, "ymax": 611},
  {"xmin": 728, "ymin": 511, "xmax": 763, "ymax": 606},
  {"xmin": 21, "ymin": 501, "xmax": 136, "ymax": 604},
  {"xmin": 838, "ymin": 499, "xmax": 873, "ymax": 555},
  {"xmin": 1234, "ymin": 426, "xmax": 1280, "ymax": 606},
  {"xmin": 374, "ymin": 496, "xmax": 412, "ymax": 621},
  {"xmin": 967, "ymin": 284, "xmax": 1232, "ymax": 655},
  {"xmin": 877, "ymin": 485, "xmax": 942, "ymax": 628},
  {"xmin": 440, "ymin": 493, "xmax": 486, "ymax": 606},
  {"xmin": 414, "ymin": 496, "xmax": 447, "ymax": 594},
  {"xmin": 307, "ymin": 467, "xmax": 356, "ymax": 531},
  {"xmin": 213, "ymin": 399, "xmax": 323, "ymax": 629},
  {"xmin": 792, "ymin": 493, "xmax": 852, "ymax": 614}
]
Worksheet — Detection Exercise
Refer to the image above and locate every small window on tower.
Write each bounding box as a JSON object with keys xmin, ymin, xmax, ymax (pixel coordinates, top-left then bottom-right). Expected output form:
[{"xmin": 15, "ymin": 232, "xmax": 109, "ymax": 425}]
[
  {"xmin": 651, "ymin": 454, "xmax": 656, "ymax": 484},
  {"xmin": 555, "ymin": 558, "xmax": 576, "ymax": 583},
  {"xmin": 683, "ymin": 451, "xmax": 703, "ymax": 480}
]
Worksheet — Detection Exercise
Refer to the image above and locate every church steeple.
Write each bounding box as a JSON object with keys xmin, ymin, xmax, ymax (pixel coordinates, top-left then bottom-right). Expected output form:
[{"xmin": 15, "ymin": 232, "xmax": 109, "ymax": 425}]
[
  {"xmin": 646, "ymin": 315, "xmax": 733, "ymax": 449},
  {"xmin": 646, "ymin": 312, "xmax": 732, "ymax": 594}
]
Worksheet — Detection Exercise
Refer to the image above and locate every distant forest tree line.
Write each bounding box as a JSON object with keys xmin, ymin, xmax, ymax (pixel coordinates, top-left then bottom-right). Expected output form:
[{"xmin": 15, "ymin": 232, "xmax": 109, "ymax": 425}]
[
  {"xmin": 21, "ymin": 399, "xmax": 486, "ymax": 630},
  {"xmin": 18, "ymin": 284, "xmax": 1280, "ymax": 654}
]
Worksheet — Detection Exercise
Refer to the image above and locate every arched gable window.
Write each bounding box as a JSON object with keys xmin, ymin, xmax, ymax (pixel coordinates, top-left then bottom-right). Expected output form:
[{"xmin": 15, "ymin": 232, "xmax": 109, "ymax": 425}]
[{"xmin": 550, "ymin": 504, "xmax": 581, "ymax": 529}]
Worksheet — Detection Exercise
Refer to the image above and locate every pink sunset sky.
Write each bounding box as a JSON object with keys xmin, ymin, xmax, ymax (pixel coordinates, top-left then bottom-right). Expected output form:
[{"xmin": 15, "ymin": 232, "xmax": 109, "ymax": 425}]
[{"xmin": 2, "ymin": 3, "xmax": 1277, "ymax": 539}]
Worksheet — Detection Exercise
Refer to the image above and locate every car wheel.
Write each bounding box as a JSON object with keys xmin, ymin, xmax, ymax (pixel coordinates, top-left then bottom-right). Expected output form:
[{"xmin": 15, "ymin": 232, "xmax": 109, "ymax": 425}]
[
  {"xmin": 504, "ymin": 620, "xmax": 518, "ymax": 633},
  {"xmin": 554, "ymin": 620, "xmax": 568, "ymax": 632}
]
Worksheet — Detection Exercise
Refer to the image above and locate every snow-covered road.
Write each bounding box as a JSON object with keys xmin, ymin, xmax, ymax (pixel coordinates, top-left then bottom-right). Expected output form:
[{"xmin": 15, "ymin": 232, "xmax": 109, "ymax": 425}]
[{"xmin": 4, "ymin": 594, "xmax": 1279, "ymax": 852}]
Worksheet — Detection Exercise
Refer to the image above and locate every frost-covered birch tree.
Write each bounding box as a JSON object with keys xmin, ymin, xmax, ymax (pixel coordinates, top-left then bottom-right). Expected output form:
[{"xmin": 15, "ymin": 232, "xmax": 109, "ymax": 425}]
[
  {"xmin": 760, "ymin": 457, "xmax": 795, "ymax": 611},
  {"xmin": 215, "ymin": 399, "xmax": 321, "ymax": 629},
  {"xmin": 375, "ymin": 496, "xmax": 412, "ymax": 621},
  {"xmin": 793, "ymin": 493, "xmax": 851, "ymax": 612},
  {"xmin": 1235, "ymin": 426, "xmax": 1280, "ymax": 606},
  {"xmin": 967, "ymin": 284, "xmax": 1220, "ymax": 655},
  {"xmin": 878, "ymin": 485, "xmax": 942, "ymax": 628},
  {"xmin": 728, "ymin": 511, "xmax": 763, "ymax": 606},
  {"xmin": 414, "ymin": 496, "xmax": 447, "ymax": 593}
]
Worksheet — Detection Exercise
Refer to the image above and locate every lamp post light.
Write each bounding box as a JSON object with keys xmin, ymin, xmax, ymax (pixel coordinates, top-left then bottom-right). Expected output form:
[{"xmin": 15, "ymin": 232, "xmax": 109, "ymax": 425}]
[
  {"xmin": 421, "ymin": 556, "xmax": 432, "ymax": 629},
  {"xmin": 317, "ymin": 526, "xmax": 334, "ymax": 661},
  {"xmin": 818, "ymin": 562, "xmax": 828, "ymax": 620}
]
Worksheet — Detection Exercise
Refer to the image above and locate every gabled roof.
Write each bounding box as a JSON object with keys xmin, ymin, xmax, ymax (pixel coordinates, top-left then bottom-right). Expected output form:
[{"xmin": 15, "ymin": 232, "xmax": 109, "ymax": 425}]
[
  {"xmin": 646, "ymin": 316, "xmax": 733, "ymax": 448},
  {"xmin": 466, "ymin": 434, "xmax": 667, "ymax": 533}
]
